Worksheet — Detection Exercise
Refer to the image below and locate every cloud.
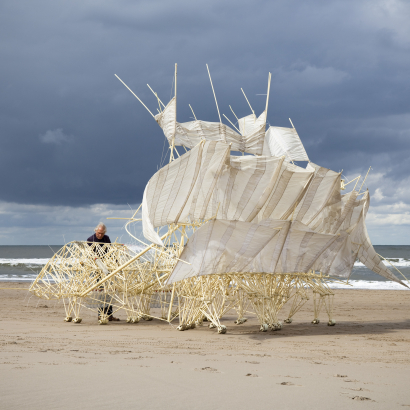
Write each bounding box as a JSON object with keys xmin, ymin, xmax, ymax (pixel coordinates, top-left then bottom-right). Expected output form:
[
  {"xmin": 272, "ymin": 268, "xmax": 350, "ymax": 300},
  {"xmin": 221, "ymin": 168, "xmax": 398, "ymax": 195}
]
[
  {"xmin": 39, "ymin": 128, "xmax": 72, "ymax": 144},
  {"xmin": 373, "ymin": 188, "xmax": 384, "ymax": 202},
  {"xmin": 367, "ymin": 210, "xmax": 410, "ymax": 226},
  {"xmin": 0, "ymin": 200, "xmax": 142, "ymax": 245}
]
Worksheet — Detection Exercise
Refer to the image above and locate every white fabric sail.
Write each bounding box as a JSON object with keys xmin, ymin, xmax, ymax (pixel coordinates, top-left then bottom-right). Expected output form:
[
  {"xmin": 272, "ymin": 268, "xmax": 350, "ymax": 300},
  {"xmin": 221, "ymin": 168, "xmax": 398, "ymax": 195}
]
[
  {"xmin": 312, "ymin": 232, "xmax": 354, "ymax": 277},
  {"xmin": 339, "ymin": 191, "xmax": 370, "ymax": 233},
  {"xmin": 154, "ymin": 99, "xmax": 266, "ymax": 155},
  {"xmin": 142, "ymin": 146, "xmax": 315, "ymax": 245},
  {"xmin": 236, "ymin": 111, "xmax": 267, "ymax": 154},
  {"xmin": 177, "ymin": 120, "xmax": 241, "ymax": 148},
  {"xmin": 238, "ymin": 113, "xmax": 265, "ymax": 136},
  {"xmin": 195, "ymin": 154, "xmax": 317, "ymax": 223},
  {"xmin": 254, "ymin": 161, "xmax": 314, "ymax": 221},
  {"xmin": 167, "ymin": 219, "xmax": 348, "ymax": 284},
  {"xmin": 308, "ymin": 188, "xmax": 405, "ymax": 283},
  {"xmin": 312, "ymin": 190, "xmax": 362, "ymax": 235},
  {"xmin": 166, "ymin": 191, "xmax": 405, "ymax": 284},
  {"xmin": 263, "ymin": 126, "xmax": 309, "ymax": 162},
  {"xmin": 349, "ymin": 206, "xmax": 405, "ymax": 286},
  {"xmin": 293, "ymin": 163, "xmax": 342, "ymax": 225},
  {"xmin": 188, "ymin": 153, "xmax": 316, "ymax": 223},
  {"xmin": 177, "ymin": 141, "xmax": 231, "ymax": 221},
  {"xmin": 149, "ymin": 103, "xmax": 405, "ymax": 286},
  {"xmin": 308, "ymin": 181, "xmax": 343, "ymax": 234},
  {"xmin": 154, "ymin": 97, "xmax": 177, "ymax": 143},
  {"xmin": 142, "ymin": 141, "xmax": 230, "ymax": 245},
  {"xmin": 255, "ymin": 220, "xmax": 343, "ymax": 274},
  {"xmin": 308, "ymin": 187, "xmax": 369, "ymax": 236},
  {"xmin": 199, "ymin": 155, "xmax": 286, "ymax": 222}
]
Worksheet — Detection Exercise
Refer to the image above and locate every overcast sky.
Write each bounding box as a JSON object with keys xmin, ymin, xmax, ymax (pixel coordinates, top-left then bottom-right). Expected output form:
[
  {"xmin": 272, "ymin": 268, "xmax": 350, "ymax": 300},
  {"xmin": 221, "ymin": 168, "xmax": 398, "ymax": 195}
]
[{"xmin": 0, "ymin": 0, "xmax": 409, "ymax": 245}]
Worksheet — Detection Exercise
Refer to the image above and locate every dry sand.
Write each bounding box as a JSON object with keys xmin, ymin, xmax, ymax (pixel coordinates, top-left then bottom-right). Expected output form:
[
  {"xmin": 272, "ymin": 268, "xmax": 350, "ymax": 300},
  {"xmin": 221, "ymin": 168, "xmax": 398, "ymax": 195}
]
[{"xmin": 1, "ymin": 282, "xmax": 409, "ymax": 409}]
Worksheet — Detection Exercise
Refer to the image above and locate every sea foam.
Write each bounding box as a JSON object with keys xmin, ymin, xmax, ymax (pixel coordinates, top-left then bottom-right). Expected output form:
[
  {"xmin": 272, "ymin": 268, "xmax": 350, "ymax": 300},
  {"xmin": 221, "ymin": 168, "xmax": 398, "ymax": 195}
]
[{"xmin": 329, "ymin": 280, "xmax": 410, "ymax": 290}]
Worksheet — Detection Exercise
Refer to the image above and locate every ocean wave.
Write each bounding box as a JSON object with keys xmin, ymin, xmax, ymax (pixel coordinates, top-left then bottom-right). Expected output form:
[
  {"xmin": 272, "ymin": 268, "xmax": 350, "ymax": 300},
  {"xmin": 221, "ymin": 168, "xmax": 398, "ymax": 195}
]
[
  {"xmin": 0, "ymin": 244, "xmax": 146, "ymax": 268},
  {"xmin": 0, "ymin": 258, "xmax": 50, "ymax": 266},
  {"xmin": 354, "ymin": 258, "xmax": 410, "ymax": 267},
  {"xmin": 0, "ymin": 275, "xmax": 38, "ymax": 282},
  {"xmin": 328, "ymin": 280, "xmax": 410, "ymax": 290}
]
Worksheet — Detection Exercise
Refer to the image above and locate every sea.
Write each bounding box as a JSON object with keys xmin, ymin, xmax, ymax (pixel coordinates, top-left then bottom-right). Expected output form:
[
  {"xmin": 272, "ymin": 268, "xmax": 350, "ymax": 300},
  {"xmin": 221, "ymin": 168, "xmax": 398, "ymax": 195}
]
[{"xmin": 0, "ymin": 245, "xmax": 409, "ymax": 290}]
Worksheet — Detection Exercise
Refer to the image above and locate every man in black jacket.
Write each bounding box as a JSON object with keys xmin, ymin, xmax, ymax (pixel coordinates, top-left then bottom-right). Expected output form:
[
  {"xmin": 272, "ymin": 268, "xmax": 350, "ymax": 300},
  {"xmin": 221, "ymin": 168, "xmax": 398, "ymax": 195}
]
[
  {"xmin": 87, "ymin": 223, "xmax": 111, "ymax": 244},
  {"xmin": 87, "ymin": 223, "xmax": 120, "ymax": 322}
]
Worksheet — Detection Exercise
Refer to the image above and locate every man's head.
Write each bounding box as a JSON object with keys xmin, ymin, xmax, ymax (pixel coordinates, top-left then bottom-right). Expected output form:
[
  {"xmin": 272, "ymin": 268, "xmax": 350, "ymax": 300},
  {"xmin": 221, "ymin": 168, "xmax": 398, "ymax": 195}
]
[{"xmin": 94, "ymin": 223, "xmax": 107, "ymax": 240}]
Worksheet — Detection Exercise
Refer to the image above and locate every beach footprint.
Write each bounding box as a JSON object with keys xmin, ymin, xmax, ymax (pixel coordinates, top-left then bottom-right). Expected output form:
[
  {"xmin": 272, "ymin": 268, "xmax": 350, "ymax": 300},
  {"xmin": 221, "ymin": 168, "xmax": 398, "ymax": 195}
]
[
  {"xmin": 352, "ymin": 396, "xmax": 373, "ymax": 401},
  {"xmin": 195, "ymin": 367, "xmax": 220, "ymax": 373}
]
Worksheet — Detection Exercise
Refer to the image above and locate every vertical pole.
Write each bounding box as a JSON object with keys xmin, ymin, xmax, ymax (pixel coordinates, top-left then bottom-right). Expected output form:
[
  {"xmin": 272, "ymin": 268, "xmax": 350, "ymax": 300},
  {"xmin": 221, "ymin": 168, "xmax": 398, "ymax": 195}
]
[
  {"xmin": 175, "ymin": 63, "xmax": 177, "ymax": 111},
  {"xmin": 229, "ymin": 105, "xmax": 239, "ymax": 122},
  {"xmin": 262, "ymin": 73, "xmax": 272, "ymax": 155},
  {"xmin": 206, "ymin": 64, "xmax": 222, "ymax": 123},
  {"xmin": 114, "ymin": 74, "xmax": 155, "ymax": 118},
  {"xmin": 353, "ymin": 175, "xmax": 361, "ymax": 192},
  {"xmin": 206, "ymin": 64, "xmax": 227, "ymax": 143},
  {"xmin": 147, "ymin": 84, "xmax": 165, "ymax": 108},
  {"xmin": 170, "ymin": 64, "xmax": 177, "ymax": 163},
  {"xmin": 167, "ymin": 283, "xmax": 176, "ymax": 322},
  {"xmin": 241, "ymin": 88, "xmax": 255, "ymax": 117},
  {"xmin": 189, "ymin": 104, "xmax": 197, "ymax": 121},
  {"xmin": 358, "ymin": 166, "xmax": 372, "ymax": 193},
  {"xmin": 265, "ymin": 73, "xmax": 271, "ymax": 116}
]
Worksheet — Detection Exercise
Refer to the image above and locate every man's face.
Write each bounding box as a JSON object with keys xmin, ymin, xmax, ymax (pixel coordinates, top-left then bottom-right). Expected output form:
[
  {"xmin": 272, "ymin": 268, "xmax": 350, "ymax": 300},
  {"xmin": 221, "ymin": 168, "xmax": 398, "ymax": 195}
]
[{"xmin": 95, "ymin": 228, "xmax": 105, "ymax": 240}]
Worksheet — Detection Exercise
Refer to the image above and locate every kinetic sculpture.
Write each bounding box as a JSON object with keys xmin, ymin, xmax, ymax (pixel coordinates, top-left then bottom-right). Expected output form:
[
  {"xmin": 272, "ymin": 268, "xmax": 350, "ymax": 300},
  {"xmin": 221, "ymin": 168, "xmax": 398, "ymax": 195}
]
[{"xmin": 29, "ymin": 64, "xmax": 407, "ymax": 332}]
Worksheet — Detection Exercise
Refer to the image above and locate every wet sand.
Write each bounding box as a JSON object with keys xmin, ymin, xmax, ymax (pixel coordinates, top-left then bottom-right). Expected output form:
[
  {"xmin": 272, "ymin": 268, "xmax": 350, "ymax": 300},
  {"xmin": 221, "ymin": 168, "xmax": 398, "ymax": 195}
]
[{"xmin": 1, "ymin": 283, "xmax": 410, "ymax": 409}]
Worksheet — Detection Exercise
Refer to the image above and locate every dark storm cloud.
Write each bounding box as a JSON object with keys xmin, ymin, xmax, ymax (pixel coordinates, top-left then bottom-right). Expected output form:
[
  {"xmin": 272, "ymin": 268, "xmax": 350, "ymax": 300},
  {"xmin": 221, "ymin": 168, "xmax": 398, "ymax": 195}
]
[{"xmin": 0, "ymin": 0, "xmax": 409, "ymax": 209}]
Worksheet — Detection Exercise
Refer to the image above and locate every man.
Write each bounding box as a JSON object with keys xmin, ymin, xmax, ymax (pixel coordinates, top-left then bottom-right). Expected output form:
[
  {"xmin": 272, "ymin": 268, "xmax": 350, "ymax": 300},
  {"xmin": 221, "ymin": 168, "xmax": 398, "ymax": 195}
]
[
  {"xmin": 87, "ymin": 223, "xmax": 120, "ymax": 322},
  {"xmin": 87, "ymin": 223, "xmax": 111, "ymax": 244}
]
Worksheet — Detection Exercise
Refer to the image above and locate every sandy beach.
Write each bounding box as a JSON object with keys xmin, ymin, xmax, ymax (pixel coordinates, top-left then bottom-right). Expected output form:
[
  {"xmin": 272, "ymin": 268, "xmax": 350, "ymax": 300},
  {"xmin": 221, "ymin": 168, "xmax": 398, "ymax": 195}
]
[{"xmin": 1, "ymin": 283, "xmax": 409, "ymax": 409}]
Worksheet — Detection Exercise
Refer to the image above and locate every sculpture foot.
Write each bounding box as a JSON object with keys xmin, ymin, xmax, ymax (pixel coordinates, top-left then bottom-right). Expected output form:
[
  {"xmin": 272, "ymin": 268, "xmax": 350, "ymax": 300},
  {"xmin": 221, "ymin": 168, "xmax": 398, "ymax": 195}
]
[
  {"xmin": 234, "ymin": 318, "xmax": 247, "ymax": 325},
  {"xmin": 271, "ymin": 322, "xmax": 282, "ymax": 331}
]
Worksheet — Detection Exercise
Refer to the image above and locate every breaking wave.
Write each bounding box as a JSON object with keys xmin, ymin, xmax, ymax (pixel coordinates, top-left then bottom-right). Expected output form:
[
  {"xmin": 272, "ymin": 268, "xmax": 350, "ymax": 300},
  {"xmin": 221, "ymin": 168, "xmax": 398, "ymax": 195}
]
[
  {"xmin": 354, "ymin": 258, "xmax": 410, "ymax": 268},
  {"xmin": 0, "ymin": 258, "xmax": 50, "ymax": 267},
  {"xmin": 329, "ymin": 280, "xmax": 410, "ymax": 290}
]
